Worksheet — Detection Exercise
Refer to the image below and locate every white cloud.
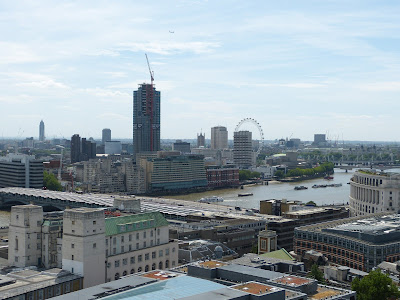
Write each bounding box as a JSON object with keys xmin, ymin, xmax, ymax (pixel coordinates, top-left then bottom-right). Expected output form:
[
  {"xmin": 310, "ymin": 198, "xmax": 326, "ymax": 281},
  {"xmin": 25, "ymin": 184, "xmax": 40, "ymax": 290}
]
[
  {"xmin": 358, "ymin": 82, "xmax": 400, "ymax": 91},
  {"xmin": 117, "ymin": 41, "xmax": 221, "ymax": 55}
]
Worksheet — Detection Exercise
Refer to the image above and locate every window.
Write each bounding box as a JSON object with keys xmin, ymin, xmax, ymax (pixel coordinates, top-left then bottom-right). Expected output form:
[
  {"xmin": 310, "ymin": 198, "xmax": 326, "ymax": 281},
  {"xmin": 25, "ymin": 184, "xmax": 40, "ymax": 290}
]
[
  {"xmin": 172, "ymin": 247, "xmax": 176, "ymax": 253},
  {"xmin": 27, "ymin": 233, "xmax": 30, "ymax": 239},
  {"xmin": 121, "ymin": 246, "xmax": 124, "ymax": 252},
  {"xmin": 37, "ymin": 221, "xmax": 41, "ymax": 227},
  {"xmin": 138, "ymin": 267, "xmax": 142, "ymax": 272},
  {"xmin": 131, "ymin": 269, "xmax": 135, "ymax": 274},
  {"xmin": 123, "ymin": 270, "xmax": 127, "ymax": 276},
  {"xmin": 160, "ymin": 261, "xmax": 164, "ymax": 269},
  {"xmin": 166, "ymin": 248, "xmax": 169, "ymax": 255},
  {"xmin": 27, "ymin": 244, "xmax": 30, "ymax": 249},
  {"xmin": 72, "ymin": 255, "xmax": 74, "ymax": 260},
  {"xmin": 121, "ymin": 236, "xmax": 124, "ymax": 243},
  {"xmin": 130, "ymin": 256, "xmax": 135, "ymax": 264},
  {"xmin": 71, "ymin": 243, "xmax": 75, "ymax": 248},
  {"xmin": 15, "ymin": 256, "xmax": 18, "ymax": 262},
  {"xmin": 165, "ymin": 260, "xmax": 169, "ymax": 268},
  {"xmin": 113, "ymin": 237, "xmax": 116, "ymax": 245},
  {"xmin": 152, "ymin": 251, "xmax": 156, "ymax": 258},
  {"xmin": 37, "ymin": 233, "xmax": 40, "ymax": 239},
  {"xmin": 136, "ymin": 233, "xmax": 139, "ymax": 239},
  {"xmin": 113, "ymin": 248, "xmax": 116, "ymax": 255},
  {"xmin": 37, "ymin": 243, "xmax": 40, "ymax": 250},
  {"xmin": 27, "ymin": 255, "xmax": 30, "ymax": 261},
  {"xmin": 93, "ymin": 220, "xmax": 96, "ymax": 225},
  {"xmin": 157, "ymin": 239, "xmax": 160, "ymax": 245},
  {"xmin": 129, "ymin": 245, "xmax": 132, "ymax": 251},
  {"xmin": 72, "ymin": 221, "xmax": 75, "ymax": 225},
  {"xmin": 115, "ymin": 273, "xmax": 120, "ymax": 280},
  {"xmin": 151, "ymin": 230, "xmax": 153, "ymax": 237},
  {"xmin": 157, "ymin": 229, "xmax": 160, "ymax": 235},
  {"xmin": 136, "ymin": 243, "xmax": 139, "ymax": 249},
  {"xmin": 129, "ymin": 234, "xmax": 132, "ymax": 241},
  {"xmin": 93, "ymin": 243, "xmax": 97, "ymax": 249},
  {"xmin": 145, "ymin": 265, "xmax": 149, "ymax": 272},
  {"xmin": 150, "ymin": 240, "xmax": 153, "ymax": 246},
  {"xmin": 152, "ymin": 263, "xmax": 156, "ymax": 270},
  {"xmin": 106, "ymin": 250, "xmax": 108, "ymax": 256},
  {"xmin": 115, "ymin": 260, "xmax": 120, "ymax": 267},
  {"xmin": 143, "ymin": 241, "xmax": 146, "ymax": 248},
  {"xmin": 145, "ymin": 253, "xmax": 149, "ymax": 260},
  {"xmin": 138, "ymin": 255, "xmax": 142, "ymax": 262},
  {"xmin": 143, "ymin": 231, "xmax": 146, "ymax": 238},
  {"xmin": 159, "ymin": 250, "xmax": 163, "ymax": 257},
  {"xmin": 15, "ymin": 238, "xmax": 18, "ymax": 250},
  {"xmin": 123, "ymin": 258, "xmax": 128, "ymax": 265}
]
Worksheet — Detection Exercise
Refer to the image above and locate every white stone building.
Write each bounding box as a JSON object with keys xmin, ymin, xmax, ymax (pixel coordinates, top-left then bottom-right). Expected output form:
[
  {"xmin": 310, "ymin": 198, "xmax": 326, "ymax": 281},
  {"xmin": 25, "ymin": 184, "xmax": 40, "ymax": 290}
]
[
  {"xmin": 349, "ymin": 170, "xmax": 400, "ymax": 216},
  {"xmin": 8, "ymin": 202, "xmax": 178, "ymax": 289}
]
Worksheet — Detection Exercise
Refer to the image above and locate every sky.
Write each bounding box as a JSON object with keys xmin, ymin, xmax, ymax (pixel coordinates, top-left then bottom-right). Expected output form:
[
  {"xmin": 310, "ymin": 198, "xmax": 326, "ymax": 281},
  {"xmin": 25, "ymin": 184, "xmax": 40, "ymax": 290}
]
[{"xmin": 1, "ymin": 0, "xmax": 400, "ymax": 142}]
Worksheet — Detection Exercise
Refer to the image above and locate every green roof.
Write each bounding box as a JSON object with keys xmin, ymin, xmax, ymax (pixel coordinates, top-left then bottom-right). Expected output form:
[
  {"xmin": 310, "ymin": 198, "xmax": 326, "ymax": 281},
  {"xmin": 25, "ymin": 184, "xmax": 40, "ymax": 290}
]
[
  {"xmin": 260, "ymin": 248, "xmax": 294, "ymax": 261},
  {"xmin": 105, "ymin": 212, "xmax": 169, "ymax": 236}
]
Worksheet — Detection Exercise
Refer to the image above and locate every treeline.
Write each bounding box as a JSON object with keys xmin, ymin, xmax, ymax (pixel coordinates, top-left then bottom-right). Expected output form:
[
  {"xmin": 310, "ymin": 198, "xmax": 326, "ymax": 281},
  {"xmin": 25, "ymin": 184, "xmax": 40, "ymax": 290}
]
[
  {"xmin": 275, "ymin": 162, "xmax": 334, "ymax": 178},
  {"xmin": 239, "ymin": 170, "xmax": 261, "ymax": 181}
]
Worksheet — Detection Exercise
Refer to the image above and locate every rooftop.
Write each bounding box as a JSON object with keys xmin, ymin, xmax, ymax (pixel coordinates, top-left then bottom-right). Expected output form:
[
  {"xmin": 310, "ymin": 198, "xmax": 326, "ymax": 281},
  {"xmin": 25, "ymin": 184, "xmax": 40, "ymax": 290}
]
[
  {"xmin": 231, "ymin": 281, "xmax": 281, "ymax": 295},
  {"xmin": 105, "ymin": 211, "xmax": 169, "ymax": 236},
  {"xmin": 198, "ymin": 260, "xmax": 227, "ymax": 269},
  {"xmin": 141, "ymin": 270, "xmax": 180, "ymax": 281},
  {"xmin": 272, "ymin": 275, "xmax": 312, "ymax": 287}
]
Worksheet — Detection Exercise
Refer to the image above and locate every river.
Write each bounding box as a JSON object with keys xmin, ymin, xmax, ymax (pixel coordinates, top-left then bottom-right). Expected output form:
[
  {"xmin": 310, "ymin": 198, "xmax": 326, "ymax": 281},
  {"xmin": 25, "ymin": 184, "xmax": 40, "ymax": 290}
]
[
  {"xmin": 170, "ymin": 168, "xmax": 354, "ymax": 210},
  {"xmin": 0, "ymin": 168, "xmax": 371, "ymax": 227}
]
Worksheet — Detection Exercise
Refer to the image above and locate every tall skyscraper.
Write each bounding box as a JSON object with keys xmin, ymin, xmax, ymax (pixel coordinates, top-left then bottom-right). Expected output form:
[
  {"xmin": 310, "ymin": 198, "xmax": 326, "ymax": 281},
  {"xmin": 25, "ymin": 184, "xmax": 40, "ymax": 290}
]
[
  {"xmin": 197, "ymin": 132, "xmax": 205, "ymax": 147},
  {"xmin": 133, "ymin": 83, "xmax": 160, "ymax": 156},
  {"xmin": 233, "ymin": 130, "xmax": 253, "ymax": 169},
  {"xmin": 211, "ymin": 126, "xmax": 228, "ymax": 150},
  {"xmin": 70, "ymin": 134, "xmax": 81, "ymax": 163},
  {"xmin": 39, "ymin": 120, "xmax": 45, "ymax": 142},
  {"xmin": 102, "ymin": 128, "xmax": 111, "ymax": 144}
]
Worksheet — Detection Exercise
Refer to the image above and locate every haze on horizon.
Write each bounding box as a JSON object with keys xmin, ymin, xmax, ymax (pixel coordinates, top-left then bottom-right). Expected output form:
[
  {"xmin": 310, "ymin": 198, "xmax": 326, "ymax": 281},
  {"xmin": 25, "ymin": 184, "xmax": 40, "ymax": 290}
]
[{"xmin": 1, "ymin": 1, "xmax": 400, "ymax": 142}]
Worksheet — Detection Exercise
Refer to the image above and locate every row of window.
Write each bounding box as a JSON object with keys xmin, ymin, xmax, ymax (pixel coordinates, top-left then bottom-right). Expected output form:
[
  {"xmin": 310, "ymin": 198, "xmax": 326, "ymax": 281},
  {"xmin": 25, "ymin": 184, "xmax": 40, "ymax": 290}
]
[{"xmin": 112, "ymin": 248, "xmax": 175, "ymax": 267}]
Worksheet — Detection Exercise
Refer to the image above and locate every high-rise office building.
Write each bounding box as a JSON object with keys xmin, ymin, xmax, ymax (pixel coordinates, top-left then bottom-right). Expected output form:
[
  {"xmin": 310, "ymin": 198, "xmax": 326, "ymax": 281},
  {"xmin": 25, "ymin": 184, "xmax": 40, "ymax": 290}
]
[
  {"xmin": 211, "ymin": 126, "xmax": 228, "ymax": 150},
  {"xmin": 39, "ymin": 120, "xmax": 45, "ymax": 142},
  {"xmin": 133, "ymin": 84, "xmax": 160, "ymax": 156},
  {"xmin": 71, "ymin": 134, "xmax": 81, "ymax": 163},
  {"xmin": 197, "ymin": 132, "xmax": 205, "ymax": 147},
  {"xmin": 71, "ymin": 134, "xmax": 96, "ymax": 163},
  {"xmin": 233, "ymin": 131, "xmax": 253, "ymax": 169},
  {"xmin": 102, "ymin": 128, "xmax": 111, "ymax": 144}
]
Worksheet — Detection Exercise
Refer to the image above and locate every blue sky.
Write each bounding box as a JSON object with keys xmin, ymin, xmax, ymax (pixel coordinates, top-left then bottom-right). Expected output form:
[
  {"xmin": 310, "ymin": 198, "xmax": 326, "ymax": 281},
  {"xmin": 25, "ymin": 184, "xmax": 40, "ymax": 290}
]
[{"xmin": 1, "ymin": 0, "xmax": 400, "ymax": 141}]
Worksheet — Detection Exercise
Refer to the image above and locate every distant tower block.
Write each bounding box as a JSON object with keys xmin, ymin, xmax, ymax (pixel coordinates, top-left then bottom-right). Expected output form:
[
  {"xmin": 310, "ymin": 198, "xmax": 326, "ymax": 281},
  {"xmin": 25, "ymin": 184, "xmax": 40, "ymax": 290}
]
[
  {"xmin": 102, "ymin": 128, "xmax": 111, "ymax": 145},
  {"xmin": 39, "ymin": 120, "xmax": 45, "ymax": 142},
  {"xmin": 113, "ymin": 196, "xmax": 141, "ymax": 212},
  {"xmin": 211, "ymin": 126, "xmax": 228, "ymax": 150},
  {"xmin": 197, "ymin": 132, "xmax": 205, "ymax": 147}
]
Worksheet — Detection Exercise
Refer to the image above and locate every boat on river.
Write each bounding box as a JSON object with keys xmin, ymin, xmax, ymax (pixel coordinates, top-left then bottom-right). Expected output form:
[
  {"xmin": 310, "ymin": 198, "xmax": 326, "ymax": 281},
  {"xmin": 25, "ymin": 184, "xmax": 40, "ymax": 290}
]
[
  {"xmin": 238, "ymin": 193, "xmax": 253, "ymax": 197},
  {"xmin": 294, "ymin": 186, "xmax": 308, "ymax": 190},
  {"xmin": 199, "ymin": 196, "xmax": 224, "ymax": 203}
]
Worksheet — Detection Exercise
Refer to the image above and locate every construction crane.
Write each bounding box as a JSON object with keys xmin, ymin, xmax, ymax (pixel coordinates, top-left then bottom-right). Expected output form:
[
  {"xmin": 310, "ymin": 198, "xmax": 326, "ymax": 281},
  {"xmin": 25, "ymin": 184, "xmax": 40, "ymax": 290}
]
[
  {"xmin": 145, "ymin": 53, "xmax": 154, "ymax": 85},
  {"xmin": 145, "ymin": 53, "xmax": 155, "ymax": 151}
]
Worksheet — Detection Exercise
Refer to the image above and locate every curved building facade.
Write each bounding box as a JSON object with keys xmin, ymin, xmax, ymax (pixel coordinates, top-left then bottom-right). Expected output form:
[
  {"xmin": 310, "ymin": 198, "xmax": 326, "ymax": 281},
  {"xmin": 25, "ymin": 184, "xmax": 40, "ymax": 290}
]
[{"xmin": 349, "ymin": 170, "xmax": 400, "ymax": 216}]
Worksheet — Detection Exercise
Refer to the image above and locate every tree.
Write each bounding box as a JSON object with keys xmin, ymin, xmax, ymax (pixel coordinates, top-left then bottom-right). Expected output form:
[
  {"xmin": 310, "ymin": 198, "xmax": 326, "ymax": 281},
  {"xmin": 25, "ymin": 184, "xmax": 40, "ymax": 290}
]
[
  {"xmin": 351, "ymin": 269, "xmax": 400, "ymax": 300},
  {"xmin": 274, "ymin": 170, "xmax": 284, "ymax": 179},
  {"xmin": 43, "ymin": 171, "xmax": 62, "ymax": 191},
  {"xmin": 309, "ymin": 264, "xmax": 325, "ymax": 283}
]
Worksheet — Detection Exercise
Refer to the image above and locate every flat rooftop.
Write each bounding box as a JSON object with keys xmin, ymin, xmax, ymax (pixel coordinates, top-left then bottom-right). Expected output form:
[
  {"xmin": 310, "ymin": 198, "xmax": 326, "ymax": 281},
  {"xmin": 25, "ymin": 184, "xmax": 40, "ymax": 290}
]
[
  {"xmin": 198, "ymin": 260, "xmax": 227, "ymax": 269},
  {"xmin": 231, "ymin": 282, "xmax": 281, "ymax": 295},
  {"xmin": 141, "ymin": 270, "xmax": 179, "ymax": 281},
  {"xmin": 272, "ymin": 275, "xmax": 312, "ymax": 287}
]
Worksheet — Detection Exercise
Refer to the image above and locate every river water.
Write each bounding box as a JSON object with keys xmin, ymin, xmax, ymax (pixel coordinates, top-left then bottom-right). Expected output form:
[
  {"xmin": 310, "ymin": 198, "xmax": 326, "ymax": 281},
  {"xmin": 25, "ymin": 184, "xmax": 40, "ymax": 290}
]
[
  {"xmin": 171, "ymin": 168, "xmax": 355, "ymax": 210},
  {"xmin": 0, "ymin": 168, "xmax": 358, "ymax": 228}
]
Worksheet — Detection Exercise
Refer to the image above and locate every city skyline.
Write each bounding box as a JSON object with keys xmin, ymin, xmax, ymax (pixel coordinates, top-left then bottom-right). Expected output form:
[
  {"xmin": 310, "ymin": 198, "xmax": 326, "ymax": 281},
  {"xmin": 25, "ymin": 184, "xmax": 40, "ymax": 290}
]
[{"xmin": 1, "ymin": 1, "xmax": 400, "ymax": 141}]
